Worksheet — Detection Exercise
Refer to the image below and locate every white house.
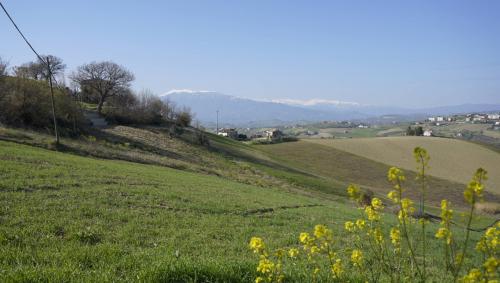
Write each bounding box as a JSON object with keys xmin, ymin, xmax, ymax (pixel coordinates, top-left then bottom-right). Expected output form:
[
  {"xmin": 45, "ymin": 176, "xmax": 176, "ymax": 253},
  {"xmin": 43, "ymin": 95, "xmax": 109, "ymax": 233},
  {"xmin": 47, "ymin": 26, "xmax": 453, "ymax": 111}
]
[
  {"xmin": 487, "ymin": 113, "xmax": 500, "ymax": 120},
  {"xmin": 428, "ymin": 117, "xmax": 436, "ymax": 122},
  {"xmin": 436, "ymin": 116, "xmax": 444, "ymax": 122},
  {"xmin": 423, "ymin": 130, "xmax": 433, "ymax": 137}
]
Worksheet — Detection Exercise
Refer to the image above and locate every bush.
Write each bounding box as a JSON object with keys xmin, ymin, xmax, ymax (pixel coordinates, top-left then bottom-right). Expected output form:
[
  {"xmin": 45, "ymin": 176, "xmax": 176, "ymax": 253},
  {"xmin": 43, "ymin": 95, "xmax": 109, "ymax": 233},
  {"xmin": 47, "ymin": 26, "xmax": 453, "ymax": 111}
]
[{"xmin": 0, "ymin": 76, "xmax": 84, "ymax": 135}]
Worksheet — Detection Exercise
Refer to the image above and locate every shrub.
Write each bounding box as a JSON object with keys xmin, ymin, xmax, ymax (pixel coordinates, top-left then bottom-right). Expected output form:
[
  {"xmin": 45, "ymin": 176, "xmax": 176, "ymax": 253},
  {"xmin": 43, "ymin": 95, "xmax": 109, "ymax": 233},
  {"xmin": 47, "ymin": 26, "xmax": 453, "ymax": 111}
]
[{"xmin": 0, "ymin": 76, "xmax": 84, "ymax": 135}]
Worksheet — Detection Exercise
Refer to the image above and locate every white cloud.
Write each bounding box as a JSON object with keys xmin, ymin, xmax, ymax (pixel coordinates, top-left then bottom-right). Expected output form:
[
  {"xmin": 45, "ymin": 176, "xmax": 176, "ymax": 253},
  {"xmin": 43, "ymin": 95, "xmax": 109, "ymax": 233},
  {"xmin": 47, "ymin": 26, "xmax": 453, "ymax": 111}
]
[{"xmin": 271, "ymin": 98, "xmax": 360, "ymax": 106}]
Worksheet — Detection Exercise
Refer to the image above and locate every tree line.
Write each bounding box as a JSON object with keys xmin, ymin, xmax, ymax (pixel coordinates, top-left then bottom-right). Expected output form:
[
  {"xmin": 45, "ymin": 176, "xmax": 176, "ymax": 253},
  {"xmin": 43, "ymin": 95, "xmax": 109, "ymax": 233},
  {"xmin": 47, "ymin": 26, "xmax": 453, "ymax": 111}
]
[{"xmin": 0, "ymin": 55, "xmax": 192, "ymax": 135}]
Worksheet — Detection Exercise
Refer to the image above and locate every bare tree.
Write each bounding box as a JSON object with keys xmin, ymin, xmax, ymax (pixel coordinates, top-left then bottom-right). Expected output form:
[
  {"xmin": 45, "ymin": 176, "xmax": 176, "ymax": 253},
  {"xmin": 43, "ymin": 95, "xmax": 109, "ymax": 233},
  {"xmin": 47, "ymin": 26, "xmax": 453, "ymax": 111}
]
[
  {"xmin": 0, "ymin": 56, "xmax": 8, "ymax": 76},
  {"xmin": 12, "ymin": 55, "xmax": 65, "ymax": 81},
  {"xmin": 71, "ymin": 61, "xmax": 134, "ymax": 114},
  {"xmin": 39, "ymin": 55, "xmax": 66, "ymax": 81}
]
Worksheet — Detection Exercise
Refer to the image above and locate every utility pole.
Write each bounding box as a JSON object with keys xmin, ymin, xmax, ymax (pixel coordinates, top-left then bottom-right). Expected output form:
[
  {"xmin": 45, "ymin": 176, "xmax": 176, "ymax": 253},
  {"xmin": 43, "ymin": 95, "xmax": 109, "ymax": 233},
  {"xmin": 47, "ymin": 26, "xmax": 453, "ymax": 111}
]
[
  {"xmin": 47, "ymin": 56, "xmax": 59, "ymax": 145},
  {"xmin": 216, "ymin": 110, "xmax": 219, "ymax": 135}
]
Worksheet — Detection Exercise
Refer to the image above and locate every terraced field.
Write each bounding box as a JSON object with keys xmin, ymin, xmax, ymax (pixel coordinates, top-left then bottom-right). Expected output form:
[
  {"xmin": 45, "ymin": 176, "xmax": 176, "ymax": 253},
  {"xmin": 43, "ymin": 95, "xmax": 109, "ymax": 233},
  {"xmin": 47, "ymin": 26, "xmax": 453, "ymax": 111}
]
[{"xmin": 306, "ymin": 137, "xmax": 500, "ymax": 195}]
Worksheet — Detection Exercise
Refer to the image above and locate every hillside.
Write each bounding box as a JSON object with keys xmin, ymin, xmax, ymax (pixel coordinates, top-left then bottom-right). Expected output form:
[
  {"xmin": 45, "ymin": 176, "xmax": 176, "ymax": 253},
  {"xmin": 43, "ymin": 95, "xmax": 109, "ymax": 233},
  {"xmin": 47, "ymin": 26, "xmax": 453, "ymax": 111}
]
[
  {"xmin": 256, "ymin": 140, "xmax": 500, "ymax": 208},
  {"xmin": 306, "ymin": 137, "xmax": 500, "ymax": 195},
  {"xmin": 0, "ymin": 125, "xmax": 497, "ymax": 281}
]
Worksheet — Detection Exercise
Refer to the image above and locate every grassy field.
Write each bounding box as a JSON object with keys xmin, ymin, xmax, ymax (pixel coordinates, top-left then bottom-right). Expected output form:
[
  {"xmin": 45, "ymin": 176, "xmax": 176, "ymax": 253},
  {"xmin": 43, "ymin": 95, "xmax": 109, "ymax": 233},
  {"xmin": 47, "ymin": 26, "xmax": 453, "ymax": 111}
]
[
  {"xmin": 306, "ymin": 137, "xmax": 500, "ymax": 195},
  {"xmin": 256, "ymin": 140, "xmax": 500, "ymax": 208},
  {"xmin": 0, "ymin": 128, "xmax": 496, "ymax": 281}
]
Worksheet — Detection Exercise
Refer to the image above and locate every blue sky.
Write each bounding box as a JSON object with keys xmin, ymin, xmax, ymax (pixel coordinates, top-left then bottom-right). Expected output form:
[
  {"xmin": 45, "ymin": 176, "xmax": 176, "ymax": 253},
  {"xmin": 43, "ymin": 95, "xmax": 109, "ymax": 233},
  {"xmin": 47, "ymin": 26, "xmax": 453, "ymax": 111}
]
[{"xmin": 1, "ymin": 0, "xmax": 499, "ymax": 107}]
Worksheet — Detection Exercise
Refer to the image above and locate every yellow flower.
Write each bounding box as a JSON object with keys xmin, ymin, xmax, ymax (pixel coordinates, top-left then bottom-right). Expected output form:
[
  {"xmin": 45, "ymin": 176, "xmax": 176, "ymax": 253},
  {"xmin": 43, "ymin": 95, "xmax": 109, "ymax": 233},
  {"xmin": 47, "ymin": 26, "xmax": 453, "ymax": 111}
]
[
  {"xmin": 388, "ymin": 167, "xmax": 405, "ymax": 182},
  {"xmin": 288, "ymin": 248, "xmax": 299, "ymax": 258},
  {"xmin": 435, "ymin": 227, "xmax": 449, "ymax": 239},
  {"xmin": 310, "ymin": 246, "xmax": 320, "ymax": 254},
  {"xmin": 355, "ymin": 219, "xmax": 365, "ymax": 230},
  {"xmin": 256, "ymin": 258, "xmax": 274, "ymax": 274},
  {"xmin": 299, "ymin": 232, "xmax": 311, "ymax": 244},
  {"xmin": 398, "ymin": 198, "xmax": 415, "ymax": 221},
  {"xmin": 314, "ymin": 224, "xmax": 328, "ymax": 238},
  {"xmin": 347, "ymin": 184, "xmax": 361, "ymax": 201},
  {"xmin": 365, "ymin": 205, "xmax": 380, "ymax": 221},
  {"xmin": 344, "ymin": 221, "xmax": 355, "ymax": 232},
  {"xmin": 461, "ymin": 268, "xmax": 482, "ymax": 283},
  {"xmin": 440, "ymin": 200, "xmax": 453, "ymax": 223},
  {"xmin": 464, "ymin": 168, "xmax": 488, "ymax": 204},
  {"xmin": 371, "ymin": 197, "xmax": 384, "ymax": 210},
  {"xmin": 483, "ymin": 257, "xmax": 498, "ymax": 275},
  {"xmin": 390, "ymin": 227, "xmax": 400, "ymax": 246},
  {"xmin": 255, "ymin": 277, "xmax": 264, "ymax": 283},
  {"xmin": 387, "ymin": 190, "xmax": 399, "ymax": 203},
  {"xmin": 249, "ymin": 237, "xmax": 265, "ymax": 253},
  {"xmin": 370, "ymin": 227, "xmax": 384, "ymax": 244},
  {"xmin": 331, "ymin": 259, "xmax": 343, "ymax": 278},
  {"xmin": 351, "ymin": 249, "xmax": 363, "ymax": 267}
]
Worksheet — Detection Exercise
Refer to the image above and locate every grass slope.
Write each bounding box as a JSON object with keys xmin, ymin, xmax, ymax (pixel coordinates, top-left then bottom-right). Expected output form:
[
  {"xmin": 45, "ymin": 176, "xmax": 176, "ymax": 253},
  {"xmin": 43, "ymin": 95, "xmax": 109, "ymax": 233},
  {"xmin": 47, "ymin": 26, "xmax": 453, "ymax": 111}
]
[
  {"xmin": 0, "ymin": 140, "xmax": 360, "ymax": 281},
  {"xmin": 256, "ymin": 140, "xmax": 500, "ymax": 208},
  {"xmin": 307, "ymin": 137, "xmax": 500, "ymax": 195}
]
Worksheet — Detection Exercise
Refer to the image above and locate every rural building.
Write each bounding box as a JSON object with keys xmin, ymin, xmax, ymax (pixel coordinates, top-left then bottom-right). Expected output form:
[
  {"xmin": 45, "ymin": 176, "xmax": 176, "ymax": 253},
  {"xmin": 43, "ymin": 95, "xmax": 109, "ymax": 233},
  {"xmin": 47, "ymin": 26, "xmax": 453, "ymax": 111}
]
[
  {"xmin": 423, "ymin": 130, "xmax": 433, "ymax": 137},
  {"xmin": 488, "ymin": 113, "xmax": 500, "ymax": 120},
  {"xmin": 217, "ymin": 128, "xmax": 238, "ymax": 139},
  {"xmin": 265, "ymin": 129, "xmax": 284, "ymax": 140}
]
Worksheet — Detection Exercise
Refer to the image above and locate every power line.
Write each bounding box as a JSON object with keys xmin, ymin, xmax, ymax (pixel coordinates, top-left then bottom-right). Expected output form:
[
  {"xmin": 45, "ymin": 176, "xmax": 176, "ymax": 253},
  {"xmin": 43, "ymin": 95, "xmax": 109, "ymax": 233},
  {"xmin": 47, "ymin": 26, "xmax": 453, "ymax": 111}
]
[
  {"xmin": 0, "ymin": 1, "xmax": 46, "ymax": 65},
  {"xmin": 0, "ymin": 0, "xmax": 60, "ymax": 144}
]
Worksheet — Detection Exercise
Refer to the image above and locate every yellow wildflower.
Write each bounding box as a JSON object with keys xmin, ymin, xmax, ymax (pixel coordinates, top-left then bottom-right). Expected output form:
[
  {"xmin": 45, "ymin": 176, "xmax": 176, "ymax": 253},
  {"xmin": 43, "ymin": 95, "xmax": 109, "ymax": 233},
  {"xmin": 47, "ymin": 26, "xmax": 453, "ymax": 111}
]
[
  {"xmin": 440, "ymin": 199, "xmax": 453, "ymax": 223},
  {"xmin": 256, "ymin": 258, "xmax": 274, "ymax": 274},
  {"xmin": 461, "ymin": 268, "xmax": 482, "ymax": 283},
  {"xmin": 371, "ymin": 197, "xmax": 384, "ymax": 210},
  {"xmin": 483, "ymin": 257, "xmax": 498, "ymax": 275},
  {"xmin": 351, "ymin": 249, "xmax": 363, "ymax": 267},
  {"xmin": 464, "ymin": 168, "xmax": 487, "ymax": 204},
  {"xmin": 288, "ymin": 248, "xmax": 299, "ymax": 258},
  {"xmin": 299, "ymin": 232, "xmax": 311, "ymax": 244},
  {"xmin": 390, "ymin": 227, "xmax": 400, "ymax": 247},
  {"xmin": 347, "ymin": 184, "xmax": 361, "ymax": 201},
  {"xmin": 435, "ymin": 227, "xmax": 448, "ymax": 239},
  {"xmin": 398, "ymin": 198, "xmax": 415, "ymax": 221},
  {"xmin": 356, "ymin": 219, "xmax": 365, "ymax": 230},
  {"xmin": 310, "ymin": 246, "xmax": 320, "ymax": 254},
  {"xmin": 388, "ymin": 167, "xmax": 405, "ymax": 182},
  {"xmin": 331, "ymin": 259, "xmax": 343, "ymax": 278},
  {"xmin": 314, "ymin": 224, "xmax": 328, "ymax": 238},
  {"xmin": 387, "ymin": 190, "xmax": 399, "ymax": 203},
  {"xmin": 365, "ymin": 206, "xmax": 380, "ymax": 221},
  {"xmin": 345, "ymin": 221, "xmax": 355, "ymax": 232},
  {"xmin": 249, "ymin": 237, "xmax": 265, "ymax": 253}
]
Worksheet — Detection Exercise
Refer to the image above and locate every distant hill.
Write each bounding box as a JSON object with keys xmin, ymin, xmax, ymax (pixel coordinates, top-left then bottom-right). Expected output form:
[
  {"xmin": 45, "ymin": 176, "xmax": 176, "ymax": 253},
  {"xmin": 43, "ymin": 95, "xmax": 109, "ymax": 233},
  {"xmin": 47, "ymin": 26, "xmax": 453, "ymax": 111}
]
[
  {"xmin": 161, "ymin": 90, "xmax": 500, "ymax": 126},
  {"xmin": 160, "ymin": 90, "xmax": 365, "ymax": 127}
]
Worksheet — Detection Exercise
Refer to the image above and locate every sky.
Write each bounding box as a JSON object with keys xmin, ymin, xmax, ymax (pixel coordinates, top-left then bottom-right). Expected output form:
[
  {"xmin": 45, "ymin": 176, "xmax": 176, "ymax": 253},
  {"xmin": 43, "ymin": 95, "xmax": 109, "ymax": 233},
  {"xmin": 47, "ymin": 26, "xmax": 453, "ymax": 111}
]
[{"xmin": 1, "ymin": 0, "xmax": 499, "ymax": 108}]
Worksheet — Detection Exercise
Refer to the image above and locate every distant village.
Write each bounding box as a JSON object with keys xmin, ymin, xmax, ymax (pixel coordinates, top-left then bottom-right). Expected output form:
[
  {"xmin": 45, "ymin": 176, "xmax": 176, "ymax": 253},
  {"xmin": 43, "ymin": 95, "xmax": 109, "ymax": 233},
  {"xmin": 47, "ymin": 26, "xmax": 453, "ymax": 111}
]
[
  {"xmin": 214, "ymin": 111, "xmax": 500, "ymax": 141},
  {"xmin": 420, "ymin": 112, "xmax": 500, "ymax": 137}
]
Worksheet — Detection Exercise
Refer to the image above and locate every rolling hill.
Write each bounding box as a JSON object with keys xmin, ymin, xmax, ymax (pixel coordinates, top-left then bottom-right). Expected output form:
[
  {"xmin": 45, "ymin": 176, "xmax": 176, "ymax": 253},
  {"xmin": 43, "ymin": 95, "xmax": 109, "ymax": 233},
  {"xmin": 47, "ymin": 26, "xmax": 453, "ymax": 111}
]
[
  {"xmin": 0, "ymin": 125, "xmax": 496, "ymax": 281},
  {"xmin": 306, "ymin": 137, "xmax": 500, "ymax": 195},
  {"xmin": 162, "ymin": 90, "xmax": 500, "ymax": 126}
]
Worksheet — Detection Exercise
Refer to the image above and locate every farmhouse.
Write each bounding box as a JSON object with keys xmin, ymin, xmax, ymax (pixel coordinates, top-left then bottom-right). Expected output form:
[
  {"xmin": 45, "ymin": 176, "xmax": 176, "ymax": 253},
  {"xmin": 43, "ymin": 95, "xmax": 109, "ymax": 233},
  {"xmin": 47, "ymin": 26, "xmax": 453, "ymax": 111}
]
[
  {"xmin": 423, "ymin": 130, "xmax": 433, "ymax": 137},
  {"xmin": 265, "ymin": 129, "xmax": 284, "ymax": 140},
  {"xmin": 217, "ymin": 128, "xmax": 238, "ymax": 139}
]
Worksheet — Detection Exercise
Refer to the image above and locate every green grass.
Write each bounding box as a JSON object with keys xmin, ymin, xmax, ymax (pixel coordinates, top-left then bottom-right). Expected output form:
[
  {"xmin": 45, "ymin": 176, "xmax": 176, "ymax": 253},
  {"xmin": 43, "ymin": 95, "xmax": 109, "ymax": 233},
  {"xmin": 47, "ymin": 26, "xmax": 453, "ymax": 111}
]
[
  {"xmin": 0, "ymin": 130, "xmax": 495, "ymax": 281},
  {"xmin": 0, "ymin": 140, "xmax": 356, "ymax": 281}
]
